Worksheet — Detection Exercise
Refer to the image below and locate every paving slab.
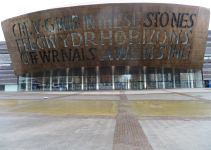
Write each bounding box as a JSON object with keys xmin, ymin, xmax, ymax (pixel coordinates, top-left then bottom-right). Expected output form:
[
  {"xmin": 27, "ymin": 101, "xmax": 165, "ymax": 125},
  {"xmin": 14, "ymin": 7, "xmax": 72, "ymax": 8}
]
[
  {"xmin": 0, "ymin": 94, "xmax": 62, "ymax": 100},
  {"xmin": 0, "ymin": 100, "xmax": 38, "ymax": 108},
  {"xmin": 0, "ymin": 117, "xmax": 116, "ymax": 150},
  {"xmin": 57, "ymin": 95, "xmax": 120, "ymax": 100},
  {"xmin": 41, "ymin": 92, "xmax": 80, "ymax": 94},
  {"xmin": 1, "ymin": 88, "xmax": 211, "ymax": 150},
  {"xmin": 184, "ymin": 92, "xmax": 211, "ymax": 100},
  {"xmin": 164, "ymin": 88, "xmax": 211, "ymax": 93},
  {"xmin": 127, "ymin": 93, "xmax": 198, "ymax": 100},
  {"xmin": 81, "ymin": 91, "xmax": 120, "ymax": 95},
  {"xmin": 125, "ymin": 90, "xmax": 169, "ymax": 95},
  {"xmin": 130, "ymin": 101, "xmax": 211, "ymax": 116},
  {"xmin": 139, "ymin": 120, "xmax": 211, "ymax": 150},
  {"xmin": 9, "ymin": 100, "xmax": 119, "ymax": 115}
]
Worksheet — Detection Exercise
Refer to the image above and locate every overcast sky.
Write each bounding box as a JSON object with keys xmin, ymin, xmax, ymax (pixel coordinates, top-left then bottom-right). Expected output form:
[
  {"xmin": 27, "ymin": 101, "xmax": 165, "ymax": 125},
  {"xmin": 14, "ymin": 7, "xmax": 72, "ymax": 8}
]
[{"xmin": 0, "ymin": 0, "xmax": 210, "ymax": 41}]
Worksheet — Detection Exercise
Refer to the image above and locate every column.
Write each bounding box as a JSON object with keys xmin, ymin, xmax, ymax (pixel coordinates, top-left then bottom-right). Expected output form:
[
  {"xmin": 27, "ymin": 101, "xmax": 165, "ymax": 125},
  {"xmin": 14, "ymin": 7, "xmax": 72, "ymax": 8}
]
[
  {"xmin": 112, "ymin": 66, "xmax": 115, "ymax": 90},
  {"xmin": 17, "ymin": 76, "xmax": 22, "ymax": 91},
  {"xmin": 144, "ymin": 67, "xmax": 147, "ymax": 89},
  {"xmin": 57, "ymin": 72, "xmax": 61, "ymax": 91},
  {"xmin": 72, "ymin": 70, "xmax": 74, "ymax": 90},
  {"xmin": 43, "ymin": 72, "xmax": 45, "ymax": 91},
  {"xmin": 42, "ymin": 77, "xmax": 44, "ymax": 91},
  {"xmin": 162, "ymin": 67, "xmax": 165, "ymax": 89},
  {"xmin": 50, "ymin": 70, "xmax": 52, "ymax": 91},
  {"xmin": 66, "ymin": 68, "xmax": 69, "ymax": 91},
  {"xmin": 127, "ymin": 66, "xmax": 130, "ymax": 90},
  {"xmin": 81, "ymin": 67, "xmax": 84, "ymax": 90},
  {"xmin": 178, "ymin": 71, "xmax": 181, "ymax": 88},
  {"xmin": 187, "ymin": 71, "xmax": 190, "ymax": 88},
  {"xmin": 155, "ymin": 67, "xmax": 158, "ymax": 89},
  {"xmin": 30, "ymin": 73, "xmax": 33, "ymax": 91},
  {"xmin": 195, "ymin": 70, "xmax": 203, "ymax": 88},
  {"xmin": 26, "ymin": 74, "xmax": 28, "ymax": 91},
  {"xmin": 96, "ymin": 66, "xmax": 99, "ymax": 90},
  {"xmin": 139, "ymin": 67, "xmax": 143, "ymax": 89},
  {"xmin": 190, "ymin": 69, "xmax": 194, "ymax": 88},
  {"xmin": 86, "ymin": 76, "xmax": 88, "ymax": 90},
  {"xmin": 172, "ymin": 68, "xmax": 176, "ymax": 88}
]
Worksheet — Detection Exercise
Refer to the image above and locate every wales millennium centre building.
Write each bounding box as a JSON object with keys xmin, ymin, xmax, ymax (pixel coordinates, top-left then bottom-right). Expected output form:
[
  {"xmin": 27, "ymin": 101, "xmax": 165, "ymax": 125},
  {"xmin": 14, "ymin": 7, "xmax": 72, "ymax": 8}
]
[{"xmin": 1, "ymin": 3, "xmax": 210, "ymax": 91}]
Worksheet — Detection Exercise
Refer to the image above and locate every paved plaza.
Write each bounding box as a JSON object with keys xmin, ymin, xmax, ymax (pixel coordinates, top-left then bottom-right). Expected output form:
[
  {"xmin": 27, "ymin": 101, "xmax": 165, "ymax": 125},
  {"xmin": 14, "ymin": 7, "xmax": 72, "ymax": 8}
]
[{"xmin": 0, "ymin": 88, "xmax": 211, "ymax": 150}]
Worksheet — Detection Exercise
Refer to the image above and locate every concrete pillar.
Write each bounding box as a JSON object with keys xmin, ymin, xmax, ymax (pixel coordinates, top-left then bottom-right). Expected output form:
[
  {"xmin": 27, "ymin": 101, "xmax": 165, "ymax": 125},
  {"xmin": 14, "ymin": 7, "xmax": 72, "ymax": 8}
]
[
  {"xmin": 195, "ymin": 70, "xmax": 203, "ymax": 88},
  {"xmin": 18, "ymin": 76, "xmax": 21, "ymax": 91},
  {"xmin": 144, "ymin": 67, "xmax": 147, "ymax": 89},
  {"xmin": 155, "ymin": 67, "xmax": 158, "ymax": 89},
  {"xmin": 178, "ymin": 71, "xmax": 181, "ymax": 88},
  {"xmin": 42, "ymin": 77, "xmax": 44, "ymax": 91},
  {"xmin": 139, "ymin": 67, "xmax": 143, "ymax": 89},
  {"xmin": 72, "ymin": 76, "xmax": 74, "ymax": 90},
  {"xmin": 30, "ymin": 73, "xmax": 33, "ymax": 91},
  {"xmin": 190, "ymin": 69, "xmax": 194, "ymax": 88},
  {"xmin": 127, "ymin": 66, "xmax": 130, "ymax": 90},
  {"xmin": 57, "ymin": 72, "xmax": 61, "ymax": 91},
  {"xmin": 26, "ymin": 74, "xmax": 28, "ymax": 91},
  {"xmin": 187, "ymin": 70, "xmax": 190, "ymax": 88},
  {"xmin": 96, "ymin": 66, "xmax": 99, "ymax": 90},
  {"xmin": 112, "ymin": 66, "xmax": 115, "ymax": 90},
  {"xmin": 71, "ymin": 69, "xmax": 74, "ymax": 91},
  {"xmin": 66, "ymin": 68, "xmax": 69, "ymax": 91},
  {"xmin": 82, "ymin": 67, "xmax": 84, "ymax": 90},
  {"xmin": 162, "ymin": 67, "xmax": 165, "ymax": 89},
  {"xmin": 172, "ymin": 68, "xmax": 176, "ymax": 88},
  {"xmin": 43, "ymin": 72, "xmax": 45, "ymax": 91},
  {"xmin": 71, "ymin": 70, "xmax": 74, "ymax": 91},
  {"xmin": 85, "ymin": 76, "xmax": 88, "ymax": 90},
  {"xmin": 50, "ymin": 71, "xmax": 52, "ymax": 91}
]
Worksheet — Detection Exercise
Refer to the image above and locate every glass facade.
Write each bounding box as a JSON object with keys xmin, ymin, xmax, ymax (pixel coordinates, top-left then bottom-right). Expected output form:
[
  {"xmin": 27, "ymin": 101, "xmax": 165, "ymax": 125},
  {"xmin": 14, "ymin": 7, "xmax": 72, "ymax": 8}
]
[
  {"xmin": 18, "ymin": 66, "xmax": 203, "ymax": 91},
  {"xmin": 0, "ymin": 41, "xmax": 18, "ymax": 91},
  {"xmin": 0, "ymin": 85, "xmax": 5, "ymax": 91}
]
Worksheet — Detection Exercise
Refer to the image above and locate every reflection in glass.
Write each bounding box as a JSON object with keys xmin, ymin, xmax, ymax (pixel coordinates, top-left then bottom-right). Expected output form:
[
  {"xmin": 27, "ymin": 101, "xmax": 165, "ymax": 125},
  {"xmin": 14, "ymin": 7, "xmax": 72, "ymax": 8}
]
[{"xmin": 18, "ymin": 66, "xmax": 203, "ymax": 91}]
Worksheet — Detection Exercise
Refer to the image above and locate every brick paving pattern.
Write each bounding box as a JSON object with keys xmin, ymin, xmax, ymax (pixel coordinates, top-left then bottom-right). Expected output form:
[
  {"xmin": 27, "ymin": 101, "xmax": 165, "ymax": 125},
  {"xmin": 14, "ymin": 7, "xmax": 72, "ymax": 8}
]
[{"xmin": 113, "ymin": 91, "xmax": 153, "ymax": 150}]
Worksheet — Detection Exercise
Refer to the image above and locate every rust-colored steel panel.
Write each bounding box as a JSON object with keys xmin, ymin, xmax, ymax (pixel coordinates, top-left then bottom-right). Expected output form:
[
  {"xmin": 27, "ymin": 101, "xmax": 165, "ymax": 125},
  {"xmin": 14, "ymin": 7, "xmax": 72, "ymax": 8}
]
[{"xmin": 1, "ymin": 3, "xmax": 210, "ymax": 75}]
